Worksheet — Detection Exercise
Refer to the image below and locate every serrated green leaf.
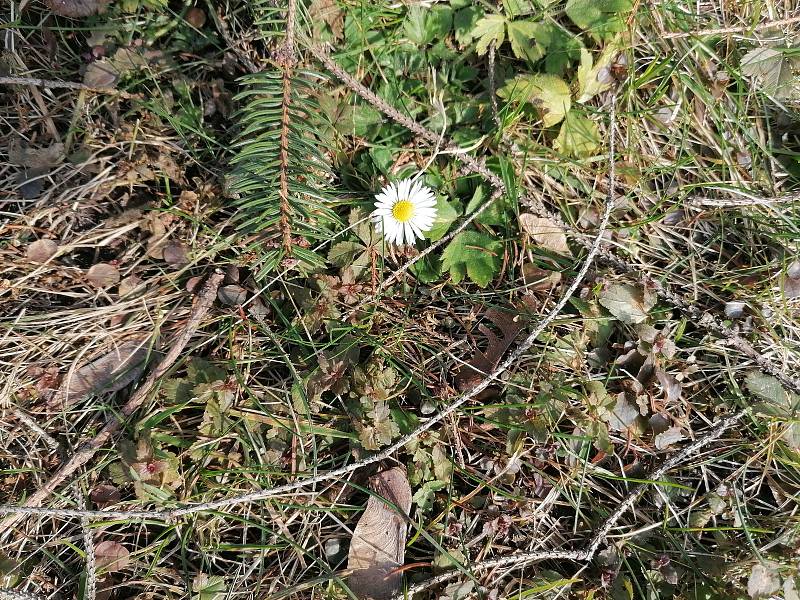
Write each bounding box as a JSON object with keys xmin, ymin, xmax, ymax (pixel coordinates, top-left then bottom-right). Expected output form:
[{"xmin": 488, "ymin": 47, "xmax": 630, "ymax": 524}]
[
  {"xmin": 403, "ymin": 5, "xmax": 429, "ymax": 44},
  {"xmin": 497, "ymin": 73, "xmax": 571, "ymax": 126},
  {"xmin": 554, "ymin": 111, "xmax": 601, "ymax": 158},
  {"xmin": 472, "ymin": 14, "xmax": 506, "ymax": 55},
  {"xmin": 507, "ymin": 20, "xmax": 546, "ymax": 62},
  {"xmin": 441, "ymin": 231, "xmax": 503, "ymax": 287},
  {"xmin": 412, "ymin": 479, "xmax": 447, "ymax": 511},
  {"xmin": 565, "ymin": 0, "xmax": 632, "ymax": 41},
  {"xmin": 503, "ymin": 0, "xmax": 534, "ymax": 17},
  {"xmin": 328, "ymin": 240, "xmax": 364, "ymax": 267}
]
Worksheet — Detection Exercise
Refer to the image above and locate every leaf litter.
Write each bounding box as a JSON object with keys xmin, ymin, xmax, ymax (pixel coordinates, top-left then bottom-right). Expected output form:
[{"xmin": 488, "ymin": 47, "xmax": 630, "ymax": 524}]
[{"xmin": 347, "ymin": 466, "xmax": 412, "ymax": 600}]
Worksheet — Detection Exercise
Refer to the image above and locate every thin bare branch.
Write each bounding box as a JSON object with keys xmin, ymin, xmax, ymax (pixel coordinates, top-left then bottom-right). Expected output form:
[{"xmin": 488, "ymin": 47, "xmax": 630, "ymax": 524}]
[{"xmin": 663, "ymin": 15, "xmax": 800, "ymax": 38}]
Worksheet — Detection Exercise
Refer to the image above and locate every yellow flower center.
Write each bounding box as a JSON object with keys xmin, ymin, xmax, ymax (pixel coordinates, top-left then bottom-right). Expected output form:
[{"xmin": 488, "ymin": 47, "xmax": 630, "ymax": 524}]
[{"xmin": 391, "ymin": 200, "xmax": 415, "ymax": 223}]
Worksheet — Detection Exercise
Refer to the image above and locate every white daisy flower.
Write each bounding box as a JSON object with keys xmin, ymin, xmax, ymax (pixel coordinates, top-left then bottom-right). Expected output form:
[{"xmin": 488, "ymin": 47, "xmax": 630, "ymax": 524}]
[{"xmin": 371, "ymin": 178, "xmax": 438, "ymax": 246}]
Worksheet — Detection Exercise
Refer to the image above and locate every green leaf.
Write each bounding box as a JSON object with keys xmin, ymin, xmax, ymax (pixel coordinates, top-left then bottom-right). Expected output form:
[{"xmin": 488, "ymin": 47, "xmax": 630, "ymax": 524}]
[
  {"xmin": 497, "ymin": 73, "xmax": 571, "ymax": 126},
  {"xmin": 441, "ymin": 231, "xmax": 503, "ymax": 287},
  {"xmin": 192, "ymin": 575, "xmax": 227, "ymax": 600},
  {"xmin": 403, "ymin": 5, "xmax": 429, "ymax": 44},
  {"xmin": 425, "ymin": 196, "xmax": 460, "ymax": 241},
  {"xmin": 565, "ymin": 0, "xmax": 633, "ymax": 41},
  {"xmin": 503, "ymin": 0, "xmax": 534, "ymax": 17},
  {"xmin": 576, "ymin": 40, "xmax": 620, "ymax": 103},
  {"xmin": 471, "ymin": 14, "xmax": 506, "ymax": 55},
  {"xmin": 745, "ymin": 371, "xmax": 800, "ymax": 417},
  {"xmin": 507, "ymin": 20, "xmax": 547, "ymax": 62},
  {"xmin": 542, "ymin": 24, "xmax": 582, "ymax": 74},
  {"xmin": 328, "ymin": 240, "xmax": 364, "ymax": 267},
  {"xmin": 412, "ymin": 480, "xmax": 447, "ymax": 511},
  {"xmin": 454, "ymin": 6, "xmax": 483, "ymax": 47},
  {"xmin": 741, "ymin": 47, "xmax": 799, "ymax": 99},
  {"xmin": 554, "ymin": 111, "xmax": 601, "ymax": 158},
  {"xmin": 427, "ymin": 5, "xmax": 454, "ymax": 39}
]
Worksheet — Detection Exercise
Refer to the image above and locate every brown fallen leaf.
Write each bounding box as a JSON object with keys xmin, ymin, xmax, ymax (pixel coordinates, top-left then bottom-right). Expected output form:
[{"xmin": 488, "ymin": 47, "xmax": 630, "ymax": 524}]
[
  {"xmin": 455, "ymin": 299, "xmax": 534, "ymax": 395},
  {"xmin": 519, "ymin": 214, "xmax": 572, "ymax": 256},
  {"xmin": 83, "ymin": 60, "xmax": 119, "ymax": 88},
  {"xmin": 90, "ymin": 484, "xmax": 121, "ymax": 508},
  {"xmin": 347, "ymin": 467, "xmax": 412, "ymax": 600},
  {"xmin": 49, "ymin": 338, "xmax": 151, "ymax": 408},
  {"xmin": 163, "ymin": 242, "xmax": 189, "ymax": 266},
  {"xmin": 218, "ymin": 284, "xmax": 247, "ymax": 305},
  {"xmin": 8, "ymin": 139, "xmax": 64, "ymax": 169},
  {"xmin": 26, "ymin": 239, "xmax": 59, "ymax": 263},
  {"xmin": 87, "ymin": 263, "xmax": 120, "ymax": 287},
  {"xmin": 45, "ymin": 0, "xmax": 109, "ymax": 17},
  {"xmin": 94, "ymin": 540, "xmax": 130, "ymax": 572}
]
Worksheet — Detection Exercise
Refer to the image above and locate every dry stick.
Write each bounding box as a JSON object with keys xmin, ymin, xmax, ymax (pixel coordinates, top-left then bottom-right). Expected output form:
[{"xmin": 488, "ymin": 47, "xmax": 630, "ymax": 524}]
[
  {"xmin": 398, "ymin": 408, "xmax": 747, "ymax": 597},
  {"xmin": 662, "ymin": 14, "xmax": 800, "ymax": 38},
  {"xmin": 310, "ymin": 45, "xmax": 800, "ymax": 397},
  {"xmin": 0, "ymin": 76, "xmax": 140, "ymax": 99},
  {"xmin": 0, "ymin": 271, "xmax": 224, "ymax": 528},
  {"xmin": 0, "ymin": 121, "xmax": 617, "ymax": 523},
  {"xmin": 687, "ymin": 190, "xmax": 800, "ymax": 208}
]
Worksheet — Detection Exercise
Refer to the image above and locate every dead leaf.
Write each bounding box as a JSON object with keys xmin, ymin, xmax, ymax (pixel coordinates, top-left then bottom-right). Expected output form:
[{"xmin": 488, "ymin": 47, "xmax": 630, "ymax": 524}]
[
  {"xmin": 599, "ymin": 283, "xmax": 656, "ymax": 325},
  {"xmin": 94, "ymin": 540, "xmax": 130, "ymax": 572},
  {"xmin": 783, "ymin": 260, "xmax": 800, "ymax": 299},
  {"xmin": 455, "ymin": 301, "xmax": 533, "ymax": 394},
  {"xmin": 655, "ymin": 369, "xmax": 682, "ymax": 403},
  {"xmin": 218, "ymin": 285, "xmax": 247, "ymax": 305},
  {"xmin": 118, "ymin": 275, "xmax": 143, "ymax": 297},
  {"xmin": 185, "ymin": 7, "xmax": 207, "ymax": 28},
  {"xmin": 519, "ymin": 214, "xmax": 571, "ymax": 256},
  {"xmin": 654, "ymin": 426, "xmax": 683, "ymax": 450},
  {"xmin": 605, "ymin": 393, "xmax": 645, "ymax": 434},
  {"xmin": 748, "ymin": 562, "xmax": 781, "ymax": 598},
  {"xmin": 347, "ymin": 467, "xmax": 412, "ymax": 600},
  {"xmin": 309, "ymin": 0, "xmax": 344, "ymax": 39},
  {"xmin": 26, "ymin": 239, "xmax": 59, "ymax": 263},
  {"xmin": 163, "ymin": 242, "xmax": 189, "ymax": 266},
  {"xmin": 87, "ymin": 263, "xmax": 120, "ymax": 287},
  {"xmin": 50, "ymin": 338, "xmax": 151, "ymax": 408},
  {"xmin": 45, "ymin": 0, "xmax": 109, "ymax": 17},
  {"xmin": 90, "ymin": 484, "xmax": 121, "ymax": 508},
  {"xmin": 522, "ymin": 264, "xmax": 561, "ymax": 290},
  {"xmin": 83, "ymin": 60, "xmax": 119, "ymax": 87},
  {"xmin": 8, "ymin": 139, "xmax": 64, "ymax": 169}
]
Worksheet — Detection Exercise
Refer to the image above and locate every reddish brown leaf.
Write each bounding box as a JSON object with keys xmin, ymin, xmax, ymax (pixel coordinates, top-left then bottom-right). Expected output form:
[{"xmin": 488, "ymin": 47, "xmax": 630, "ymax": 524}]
[
  {"xmin": 94, "ymin": 540, "xmax": 130, "ymax": 572},
  {"xmin": 455, "ymin": 298, "xmax": 534, "ymax": 395},
  {"xmin": 90, "ymin": 484, "xmax": 121, "ymax": 508},
  {"xmin": 86, "ymin": 263, "xmax": 120, "ymax": 288},
  {"xmin": 26, "ymin": 239, "xmax": 59, "ymax": 263}
]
